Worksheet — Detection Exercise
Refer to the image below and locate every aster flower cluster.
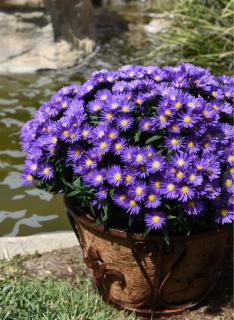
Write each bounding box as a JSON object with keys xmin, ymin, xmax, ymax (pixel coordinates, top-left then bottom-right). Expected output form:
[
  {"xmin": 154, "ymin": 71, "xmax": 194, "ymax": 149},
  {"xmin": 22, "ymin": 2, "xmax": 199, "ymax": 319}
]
[{"xmin": 21, "ymin": 64, "xmax": 234, "ymax": 234}]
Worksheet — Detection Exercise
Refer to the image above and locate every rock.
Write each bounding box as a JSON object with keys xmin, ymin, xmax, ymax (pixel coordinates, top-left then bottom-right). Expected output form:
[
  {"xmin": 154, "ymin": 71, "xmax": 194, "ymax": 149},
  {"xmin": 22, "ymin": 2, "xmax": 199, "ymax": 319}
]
[
  {"xmin": 44, "ymin": 0, "xmax": 96, "ymax": 46},
  {"xmin": 143, "ymin": 18, "xmax": 171, "ymax": 34},
  {"xmin": 0, "ymin": 3, "xmax": 95, "ymax": 73},
  {"xmin": 0, "ymin": 0, "xmax": 44, "ymax": 9}
]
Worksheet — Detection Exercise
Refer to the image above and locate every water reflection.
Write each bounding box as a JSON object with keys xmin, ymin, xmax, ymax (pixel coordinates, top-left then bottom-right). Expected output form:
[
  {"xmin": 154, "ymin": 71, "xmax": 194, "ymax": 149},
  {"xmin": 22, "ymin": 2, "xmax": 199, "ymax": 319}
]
[{"xmin": 0, "ymin": 1, "xmax": 167, "ymax": 236}]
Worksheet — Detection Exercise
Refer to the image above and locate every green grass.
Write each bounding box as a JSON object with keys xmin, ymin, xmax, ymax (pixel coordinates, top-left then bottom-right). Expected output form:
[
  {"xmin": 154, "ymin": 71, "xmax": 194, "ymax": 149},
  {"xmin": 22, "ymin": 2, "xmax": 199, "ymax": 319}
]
[
  {"xmin": 141, "ymin": 0, "xmax": 234, "ymax": 75},
  {"xmin": 0, "ymin": 257, "xmax": 137, "ymax": 320}
]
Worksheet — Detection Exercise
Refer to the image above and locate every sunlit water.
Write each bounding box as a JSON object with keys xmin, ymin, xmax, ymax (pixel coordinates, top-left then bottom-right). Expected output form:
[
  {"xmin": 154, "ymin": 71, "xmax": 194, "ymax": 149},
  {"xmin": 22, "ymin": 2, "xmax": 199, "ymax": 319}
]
[{"xmin": 0, "ymin": 1, "xmax": 168, "ymax": 236}]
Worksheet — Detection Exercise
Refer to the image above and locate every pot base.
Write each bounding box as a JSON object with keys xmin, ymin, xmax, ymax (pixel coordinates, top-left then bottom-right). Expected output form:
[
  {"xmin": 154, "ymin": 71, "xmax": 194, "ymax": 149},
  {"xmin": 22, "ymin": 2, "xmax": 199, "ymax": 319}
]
[{"xmin": 65, "ymin": 198, "xmax": 227, "ymax": 317}]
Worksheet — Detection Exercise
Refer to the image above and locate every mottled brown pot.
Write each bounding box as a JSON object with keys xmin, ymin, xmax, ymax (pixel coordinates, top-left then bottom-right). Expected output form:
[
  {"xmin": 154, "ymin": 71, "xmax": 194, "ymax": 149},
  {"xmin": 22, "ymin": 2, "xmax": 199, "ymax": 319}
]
[{"xmin": 65, "ymin": 198, "xmax": 227, "ymax": 317}]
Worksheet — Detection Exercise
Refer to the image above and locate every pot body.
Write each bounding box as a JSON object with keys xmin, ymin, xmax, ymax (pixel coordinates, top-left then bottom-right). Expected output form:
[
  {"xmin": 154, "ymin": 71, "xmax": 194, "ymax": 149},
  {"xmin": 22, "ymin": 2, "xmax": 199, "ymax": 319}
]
[{"xmin": 65, "ymin": 199, "xmax": 227, "ymax": 316}]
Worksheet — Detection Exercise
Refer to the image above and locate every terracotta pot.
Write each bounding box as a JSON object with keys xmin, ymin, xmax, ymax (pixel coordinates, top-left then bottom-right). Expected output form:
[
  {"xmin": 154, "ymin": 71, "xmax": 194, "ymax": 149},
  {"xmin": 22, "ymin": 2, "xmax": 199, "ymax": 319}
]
[{"xmin": 65, "ymin": 198, "xmax": 227, "ymax": 317}]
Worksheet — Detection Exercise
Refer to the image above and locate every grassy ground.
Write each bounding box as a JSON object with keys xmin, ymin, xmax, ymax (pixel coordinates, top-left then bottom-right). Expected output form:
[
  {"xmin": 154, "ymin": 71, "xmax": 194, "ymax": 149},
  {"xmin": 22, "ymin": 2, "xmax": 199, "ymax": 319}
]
[{"xmin": 0, "ymin": 247, "xmax": 233, "ymax": 320}]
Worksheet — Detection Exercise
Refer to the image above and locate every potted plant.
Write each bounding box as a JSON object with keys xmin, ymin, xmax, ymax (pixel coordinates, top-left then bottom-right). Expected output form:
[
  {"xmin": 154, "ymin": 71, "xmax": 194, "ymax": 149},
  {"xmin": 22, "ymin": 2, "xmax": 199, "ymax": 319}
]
[{"xmin": 21, "ymin": 64, "xmax": 233, "ymax": 316}]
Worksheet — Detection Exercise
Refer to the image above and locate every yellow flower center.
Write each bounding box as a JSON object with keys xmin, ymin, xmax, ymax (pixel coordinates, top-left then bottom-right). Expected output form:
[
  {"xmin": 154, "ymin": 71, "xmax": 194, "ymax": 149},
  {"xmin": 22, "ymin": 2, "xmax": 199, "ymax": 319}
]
[
  {"xmin": 122, "ymin": 106, "xmax": 129, "ymax": 112},
  {"xmin": 109, "ymin": 132, "xmax": 116, "ymax": 139},
  {"xmin": 125, "ymin": 175, "xmax": 132, "ymax": 182},
  {"xmin": 184, "ymin": 116, "xmax": 191, "ymax": 123},
  {"xmin": 189, "ymin": 174, "xmax": 196, "ymax": 181},
  {"xmin": 171, "ymin": 138, "xmax": 179, "ymax": 146},
  {"xmin": 155, "ymin": 181, "xmax": 161, "ymax": 188},
  {"xmin": 175, "ymin": 102, "xmax": 181, "ymax": 109},
  {"xmin": 111, "ymin": 103, "xmax": 118, "ymax": 109},
  {"xmin": 100, "ymin": 142, "xmax": 107, "ymax": 149},
  {"xmin": 176, "ymin": 171, "xmax": 183, "ymax": 179},
  {"xmin": 106, "ymin": 113, "xmax": 113, "ymax": 120},
  {"xmin": 95, "ymin": 175, "xmax": 103, "ymax": 182},
  {"xmin": 119, "ymin": 194, "xmax": 126, "ymax": 201},
  {"xmin": 143, "ymin": 122, "xmax": 149, "ymax": 129},
  {"xmin": 43, "ymin": 168, "xmax": 50, "ymax": 175},
  {"xmin": 172, "ymin": 124, "xmax": 177, "ymax": 131},
  {"xmin": 167, "ymin": 183, "xmax": 175, "ymax": 191},
  {"xmin": 203, "ymin": 110, "xmax": 208, "ymax": 116},
  {"xmin": 74, "ymin": 149, "xmax": 80, "ymax": 156},
  {"xmin": 100, "ymin": 94, "xmax": 107, "ymax": 101},
  {"xmin": 114, "ymin": 173, "xmax": 121, "ymax": 181},
  {"xmin": 152, "ymin": 161, "xmax": 160, "ymax": 169},
  {"xmin": 27, "ymin": 174, "xmax": 33, "ymax": 181},
  {"xmin": 52, "ymin": 136, "xmax": 57, "ymax": 144},
  {"xmin": 204, "ymin": 143, "xmax": 209, "ymax": 149},
  {"xmin": 31, "ymin": 164, "xmax": 37, "ymax": 171},
  {"xmin": 50, "ymin": 148, "xmax": 56, "ymax": 154},
  {"xmin": 188, "ymin": 200, "xmax": 194, "ymax": 208},
  {"xmin": 62, "ymin": 102, "xmax": 68, "ymax": 108},
  {"xmin": 188, "ymin": 141, "xmax": 194, "ymax": 148},
  {"xmin": 196, "ymin": 165, "xmax": 203, "ymax": 170},
  {"xmin": 152, "ymin": 215, "xmax": 160, "ymax": 223},
  {"xmin": 63, "ymin": 130, "xmax": 69, "ymax": 137},
  {"xmin": 93, "ymin": 105, "xmax": 100, "ymax": 112},
  {"xmin": 154, "ymin": 75, "xmax": 160, "ymax": 81},
  {"xmin": 187, "ymin": 102, "xmax": 195, "ymax": 108},
  {"xmin": 130, "ymin": 200, "xmax": 137, "ymax": 207},
  {"xmin": 136, "ymin": 187, "xmax": 143, "ymax": 195},
  {"xmin": 86, "ymin": 159, "xmax": 93, "ymax": 166},
  {"xmin": 228, "ymin": 155, "xmax": 234, "ymax": 162},
  {"xmin": 87, "ymin": 85, "xmax": 93, "ymax": 91},
  {"xmin": 121, "ymin": 119, "xmax": 128, "ymax": 127},
  {"xmin": 136, "ymin": 154, "xmax": 143, "ymax": 162},
  {"xmin": 212, "ymin": 105, "xmax": 219, "ymax": 111},
  {"xmin": 82, "ymin": 130, "xmax": 89, "ymax": 137},
  {"xmin": 115, "ymin": 143, "xmax": 122, "ymax": 150},
  {"xmin": 225, "ymin": 91, "xmax": 230, "ymax": 97},
  {"xmin": 107, "ymin": 76, "xmax": 113, "ymax": 82},
  {"xmin": 212, "ymin": 91, "xmax": 217, "ymax": 97},
  {"xmin": 148, "ymin": 194, "xmax": 156, "ymax": 202},
  {"xmin": 70, "ymin": 133, "xmax": 76, "ymax": 139},
  {"xmin": 230, "ymin": 167, "xmax": 234, "ymax": 174},
  {"xmin": 165, "ymin": 109, "xmax": 171, "ymax": 116},
  {"xmin": 181, "ymin": 186, "xmax": 189, "ymax": 193},
  {"xmin": 225, "ymin": 179, "xmax": 232, "ymax": 188},
  {"xmin": 221, "ymin": 208, "xmax": 228, "ymax": 217},
  {"xmin": 159, "ymin": 115, "xmax": 167, "ymax": 123},
  {"xmin": 177, "ymin": 159, "xmax": 185, "ymax": 167},
  {"xmin": 129, "ymin": 72, "xmax": 135, "ymax": 77}
]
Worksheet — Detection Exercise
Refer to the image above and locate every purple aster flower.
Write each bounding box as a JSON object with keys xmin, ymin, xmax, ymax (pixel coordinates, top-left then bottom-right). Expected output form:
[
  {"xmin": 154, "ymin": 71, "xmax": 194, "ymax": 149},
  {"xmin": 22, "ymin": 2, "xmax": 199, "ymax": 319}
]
[
  {"xmin": 187, "ymin": 171, "xmax": 203, "ymax": 186},
  {"xmin": 147, "ymin": 154, "xmax": 165, "ymax": 173},
  {"xmin": 116, "ymin": 115, "xmax": 134, "ymax": 131},
  {"xmin": 178, "ymin": 184, "xmax": 195, "ymax": 202},
  {"xmin": 112, "ymin": 188, "xmax": 128, "ymax": 208},
  {"xmin": 165, "ymin": 135, "xmax": 184, "ymax": 151},
  {"xmin": 39, "ymin": 165, "xmax": 53, "ymax": 181},
  {"xmin": 161, "ymin": 181, "xmax": 178, "ymax": 199},
  {"xmin": 183, "ymin": 199, "xmax": 204, "ymax": 215},
  {"xmin": 95, "ymin": 89, "xmax": 111, "ymax": 102},
  {"xmin": 67, "ymin": 144, "xmax": 83, "ymax": 163},
  {"xmin": 122, "ymin": 168, "xmax": 137, "ymax": 186},
  {"xmin": 94, "ymin": 139, "xmax": 111, "ymax": 155},
  {"xmin": 120, "ymin": 146, "xmax": 135, "ymax": 164},
  {"xmin": 95, "ymin": 187, "xmax": 108, "ymax": 201},
  {"xmin": 88, "ymin": 99, "xmax": 103, "ymax": 113},
  {"xmin": 139, "ymin": 117, "xmax": 155, "ymax": 132},
  {"xmin": 80, "ymin": 124, "xmax": 94, "ymax": 141},
  {"xmin": 178, "ymin": 111, "xmax": 198, "ymax": 128},
  {"xmin": 132, "ymin": 147, "xmax": 147, "ymax": 166},
  {"xmin": 100, "ymin": 110, "xmax": 115, "ymax": 123},
  {"xmin": 125, "ymin": 196, "xmax": 141, "ymax": 215},
  {"xmin": 119, "ymin": 99, "xmax": 135, "ymax": 113},
  {"xmin": 129, "ymin": 181, "xmax": 146, "ymax": 201},
  {"xmin": 170, "ymin": 152, "xmax": 191, "ymax": 170},
  {"xmin": 107, "ymin": 165, "xmax": 123, "ymax": 186},
  {"xmin": 145, "ymin": 189, "xmax": 161, "ymax": 208},
  {"xmin": 22, "ymin": 173, "xmax": 35, "ymax": 186},
  {"xmin": 215, "ymin": 206, "xmax": 234, "ymax": 224},
  {"xmin": 107, "ymin": 127, "xmax": 119, "ymax": 141},
  {"xmin": 112, "ymin": 138, "xmax": 127, "ymax": 155},
  {"xmin": 144, "ymin": 211, "xmax": 166, "ymax": 230},
  {"xmin": 223, "ymin": 176, "xmax": 234, "ymax": 193}
]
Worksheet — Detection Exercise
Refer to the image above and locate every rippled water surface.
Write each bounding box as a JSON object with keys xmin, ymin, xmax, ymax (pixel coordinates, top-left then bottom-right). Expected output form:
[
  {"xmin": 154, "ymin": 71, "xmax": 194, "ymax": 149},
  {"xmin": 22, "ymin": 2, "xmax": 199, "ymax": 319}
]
[{"xmin": 0, "ymin": 1, "xmax": 167, "ymax": 236}]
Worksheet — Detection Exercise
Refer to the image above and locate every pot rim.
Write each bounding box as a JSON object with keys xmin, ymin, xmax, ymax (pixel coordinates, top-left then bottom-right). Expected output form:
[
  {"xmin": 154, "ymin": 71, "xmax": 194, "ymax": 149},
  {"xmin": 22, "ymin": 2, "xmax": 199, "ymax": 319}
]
[{"xmin": 65, "ymin": 197, "xmax": 226, "ymax": 242}]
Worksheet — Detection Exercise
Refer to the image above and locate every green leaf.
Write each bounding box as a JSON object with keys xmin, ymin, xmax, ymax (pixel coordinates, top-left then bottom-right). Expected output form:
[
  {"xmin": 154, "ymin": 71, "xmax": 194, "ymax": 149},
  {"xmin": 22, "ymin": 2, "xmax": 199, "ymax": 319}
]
[
  {"xmin": 145, "ymin": 135, "xmax": 162, "ymax": 145},
  {"xmin": 134, "ymin": 131, "xmax": 141, "ymax": 143},
  {"xmin": 167, "ymin": 215, "xmax": 177, "ymax": 220},
  {"xmin": 128, "ymin": 216, "xmax": 134, "ymax": 228},
  {"xmin": 66, "ymin": 190, "xmax": 80, "ymax": 197},
  {"xmin": 102, "ymin": 203, "xmax": 110, "ymax": 222},
  {"xmin": 143, "ymin": 228, "xmax": 151, "ymax": 237}
]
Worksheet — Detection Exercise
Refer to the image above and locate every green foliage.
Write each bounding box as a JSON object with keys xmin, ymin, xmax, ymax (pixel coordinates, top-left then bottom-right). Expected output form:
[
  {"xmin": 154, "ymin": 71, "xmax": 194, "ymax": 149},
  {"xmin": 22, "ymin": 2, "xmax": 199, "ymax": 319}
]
[{"xmin": 141, "ymin": 0, "xmax": 234, "ymax": 75}]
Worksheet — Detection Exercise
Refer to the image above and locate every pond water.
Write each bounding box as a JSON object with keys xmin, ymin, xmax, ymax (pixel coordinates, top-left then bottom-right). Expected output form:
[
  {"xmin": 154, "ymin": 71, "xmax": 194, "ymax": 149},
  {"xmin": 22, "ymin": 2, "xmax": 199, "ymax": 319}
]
[{"xmin": 0, "ymin": 1, "xmax": 170, "ymax": 237}]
